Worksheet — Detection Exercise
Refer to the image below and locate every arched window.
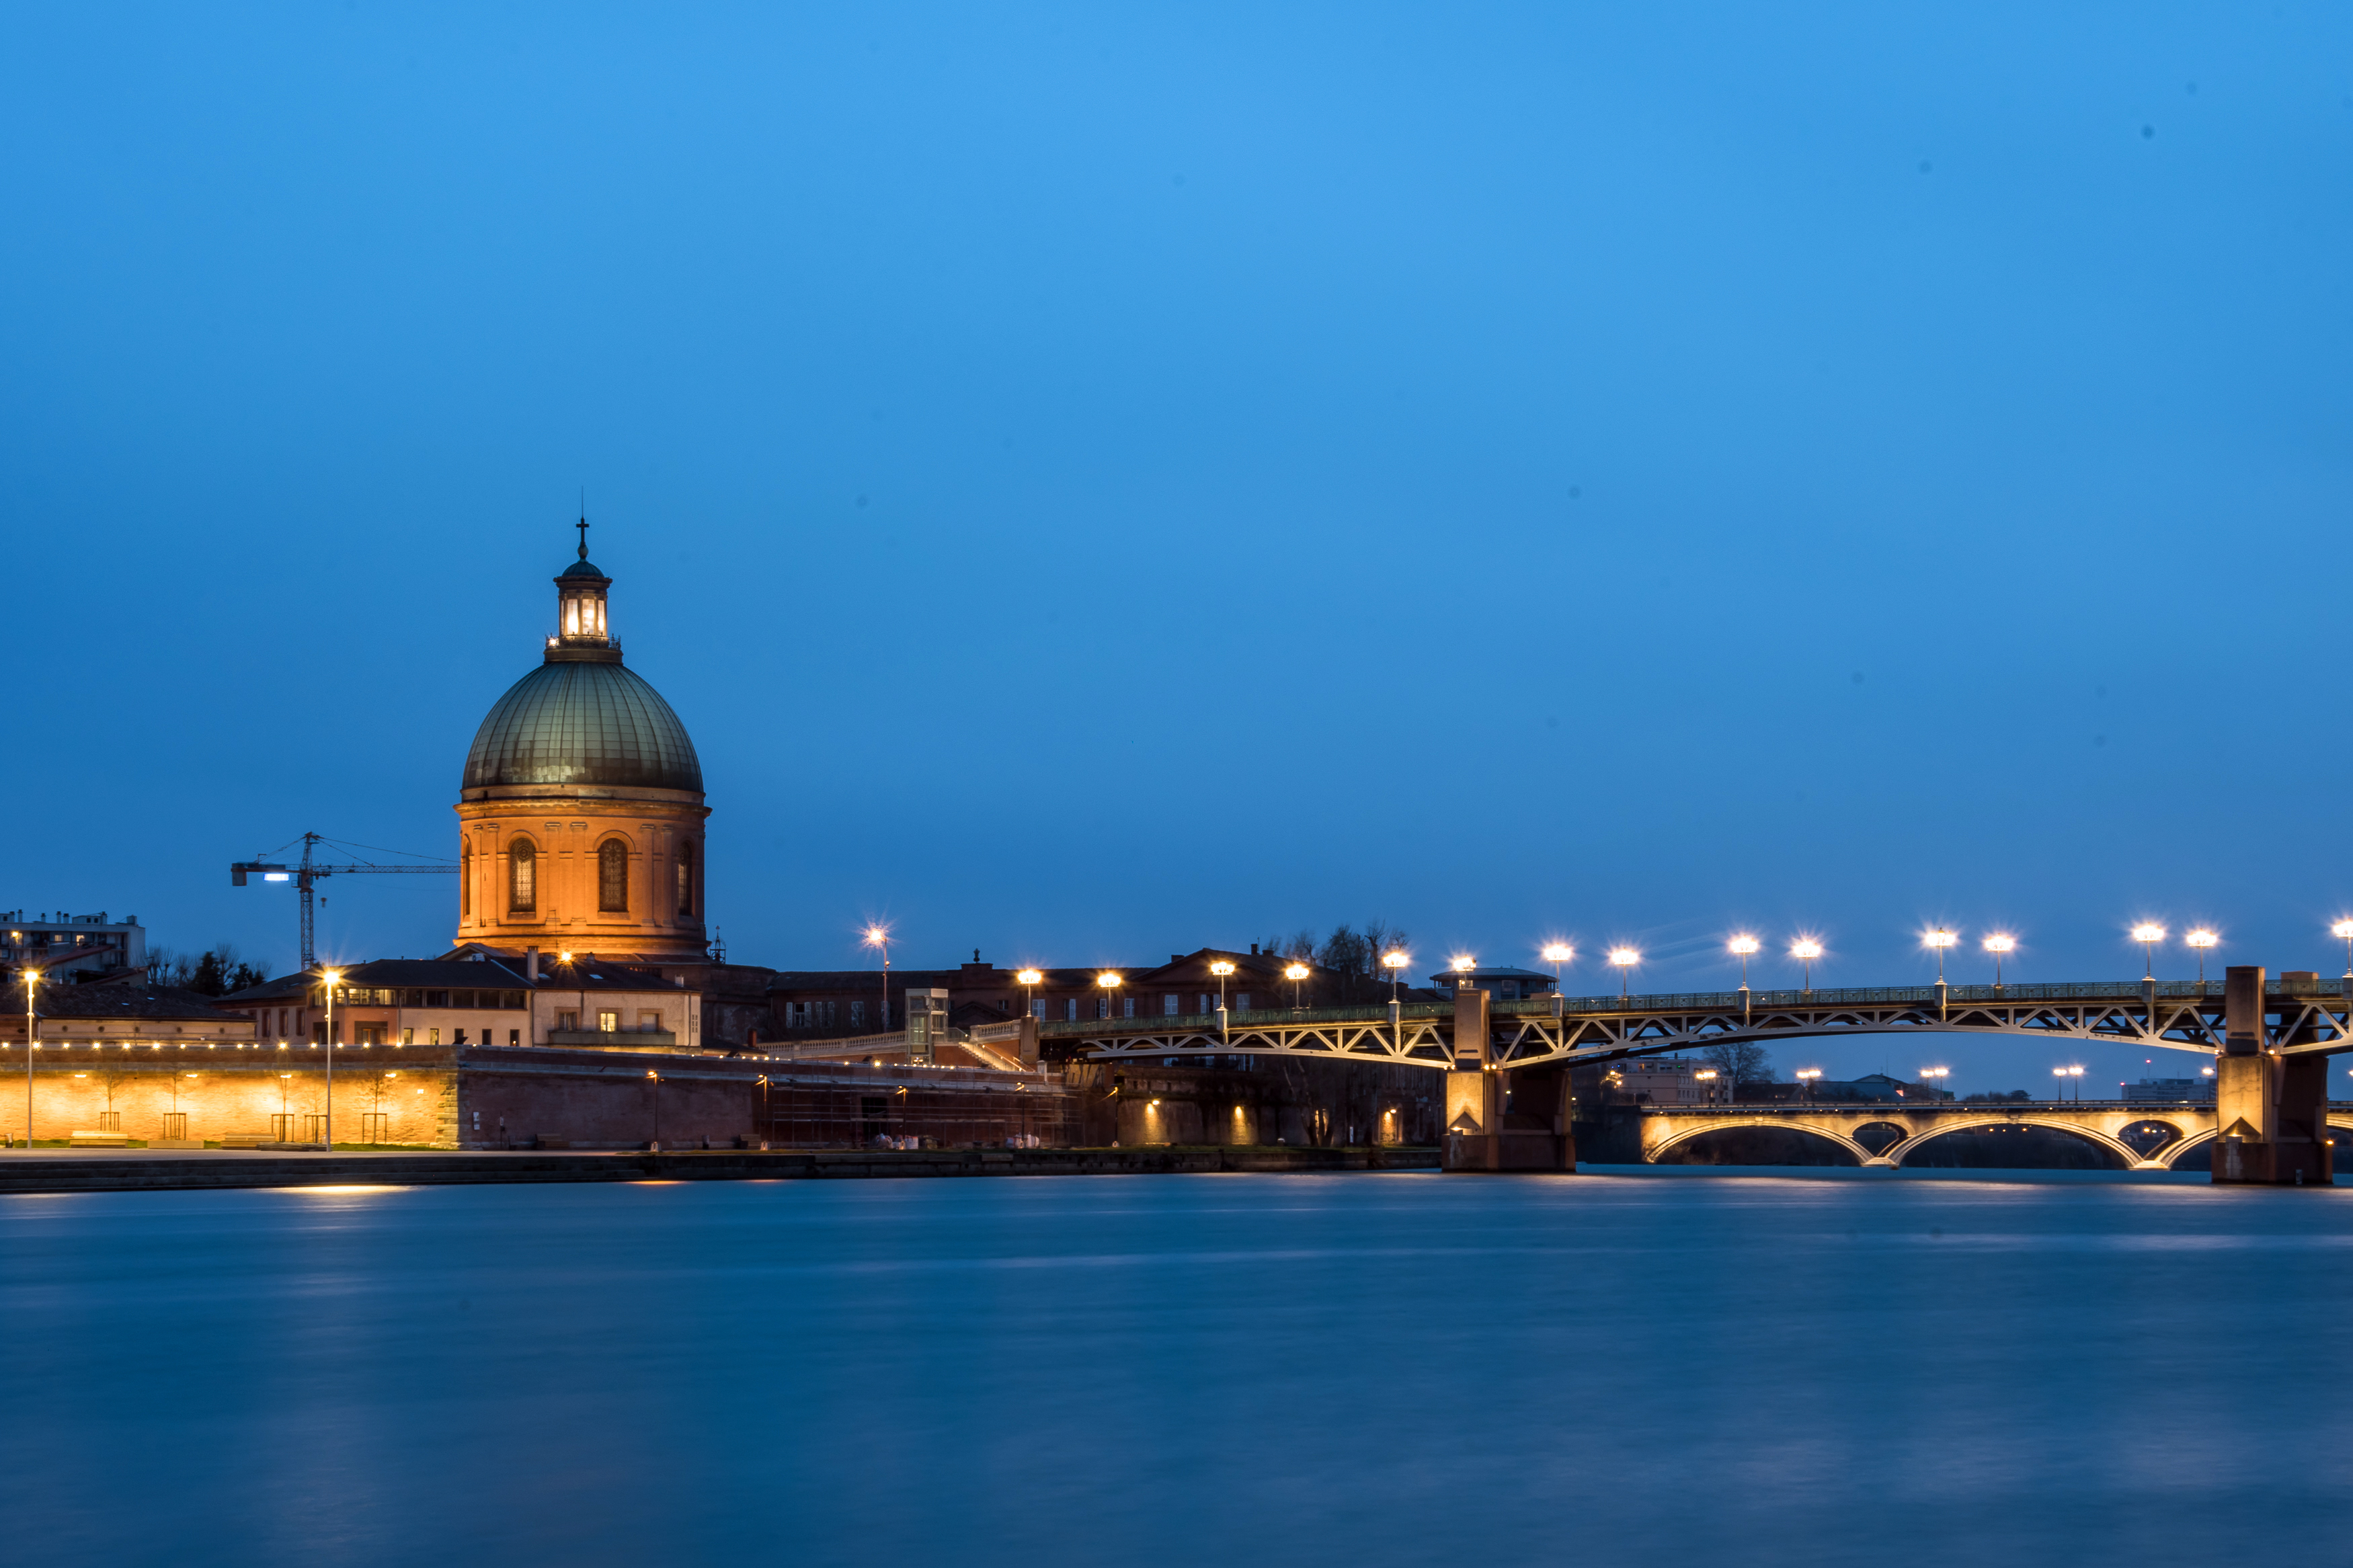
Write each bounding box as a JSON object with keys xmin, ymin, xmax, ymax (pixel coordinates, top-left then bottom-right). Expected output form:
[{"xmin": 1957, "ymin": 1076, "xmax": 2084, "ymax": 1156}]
[
  {"xmin": 461, "ymin": 847, "xmax": 472, "ymax": 918},
  {"xmin": 598, "ymin": 839, "xmax": 628, "ymax": 912},
  {"xmin": 509, "ymin": 839, "xmax": 536, "ymax": 913},
  {"xmin": 676, "ymin": 839, "xmax": 695, "ymax": 917}
]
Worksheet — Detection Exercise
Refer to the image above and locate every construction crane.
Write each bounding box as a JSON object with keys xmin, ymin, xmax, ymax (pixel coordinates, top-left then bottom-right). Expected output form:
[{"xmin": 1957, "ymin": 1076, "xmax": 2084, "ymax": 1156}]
[{"xmin": 231, "ymin": 833, "xmax": 457, "ymax": 971}]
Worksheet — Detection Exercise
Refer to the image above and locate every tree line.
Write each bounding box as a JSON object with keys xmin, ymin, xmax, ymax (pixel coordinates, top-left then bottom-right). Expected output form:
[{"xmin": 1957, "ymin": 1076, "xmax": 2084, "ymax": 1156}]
[{"xmin": 145, "ymin": 944, "xmax": 270, "ymax": 996}]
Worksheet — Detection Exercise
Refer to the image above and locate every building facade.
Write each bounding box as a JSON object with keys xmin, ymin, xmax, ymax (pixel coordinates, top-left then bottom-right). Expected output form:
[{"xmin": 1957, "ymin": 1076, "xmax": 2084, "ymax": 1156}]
[
  {"xmin": 1, "ymin": 911, "xmax": 146, "ymax": 982},
  {"xmin": 218, "ymin": 956, "xmax": 701, "ymax": 1052}
]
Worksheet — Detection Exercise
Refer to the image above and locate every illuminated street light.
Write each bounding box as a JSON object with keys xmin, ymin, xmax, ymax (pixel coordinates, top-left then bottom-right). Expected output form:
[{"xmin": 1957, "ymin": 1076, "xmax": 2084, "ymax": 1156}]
[
  {"xmin": 1607, "ymin": 948, "xmax": 1639, "ymax": 1003},
  {"xmin": 1728, "ymin": 936, "xmax": 1760, "ymax": 989},
  {"xmin": 1540, "ymin": 943, "xmax": 1573, "ymax": 996},
  {"xmin": 1790, "ymin": 939, "xmax": 1823, "ymax": 996},
  {"xmin": 1015, "ymin": 968, "xmax": 1043, "ymax": 1019},
  {"xmin": 2334, "ymin": 920, "xmax": 2353, "ymax": 977},
  {"xmin": 1284, "ymin": 962, "xmax": 1310, "ymax": 1011},
  {"xmin": 2052, "ymin": 1064, "xmax": 2086, "ymax": 1103},
  {"xmin": 321, "ymin": 968, "xmax": 342, "ymax": 1150},
  {"xmin": 2130, "ymin": 923, "xmax": 2165, "ymax": 980},
  {"xmin": 1983, "ymin": 933, "xmax": 2015, "ymax": 989},
  {"xmin": 1693, "ymin": 1067, "xmax": 1731, "ymax": 1107},
  {"xmin": 1795, "ymin": 1067, "xmax": 1822, "ymax": 1103},
  {"xmin": 20, "ymin": 968, "xmax": 39, "ymax": 1149},
  {"xmin": 863, "ymin": 925, "xmax": 893, "ymax": 1030},
  {"xmin": 1919, "ymin": 1065, "xmax": 1950, "ymax": 1102},
  {"xmin": 1096, "ymin": 971, "xmax": 1124, "ymax": 1021},
  {"xmin": 1923, "ymin": 928, "xmax": 1957, "ymax": 985},
  {"xmin": 1381, "ymin": 950, "xmax": 1408, "ymax": 1003},
  {"xmin": 2185, "ymin": 929, "xmax": 2218, "ymax": 988}
]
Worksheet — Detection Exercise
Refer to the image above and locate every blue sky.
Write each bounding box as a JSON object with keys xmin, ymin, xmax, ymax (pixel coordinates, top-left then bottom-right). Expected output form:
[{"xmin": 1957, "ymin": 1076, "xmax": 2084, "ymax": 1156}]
[{"xmin": 6, "ymin": 2, "xmax": 2350, "ymax": 1091}]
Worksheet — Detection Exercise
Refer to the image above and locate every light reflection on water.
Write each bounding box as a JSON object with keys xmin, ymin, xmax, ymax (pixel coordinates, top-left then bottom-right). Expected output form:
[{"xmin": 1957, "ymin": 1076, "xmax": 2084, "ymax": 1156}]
[{"xmin": 3, "ymin": 1169, "xmax": 2349, "ymax": 1567}]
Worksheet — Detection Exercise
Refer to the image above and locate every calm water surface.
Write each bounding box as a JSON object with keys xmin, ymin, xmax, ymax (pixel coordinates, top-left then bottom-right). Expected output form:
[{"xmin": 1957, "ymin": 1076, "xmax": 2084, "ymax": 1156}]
[{"xmin": 4, "ymin": 1167, "xmax": 2348, "ymax": 1566}]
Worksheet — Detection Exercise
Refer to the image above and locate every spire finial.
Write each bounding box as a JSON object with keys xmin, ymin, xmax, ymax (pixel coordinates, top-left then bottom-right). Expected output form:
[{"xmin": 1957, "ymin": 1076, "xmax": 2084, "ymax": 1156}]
[{"xmin": 576, "ymin": 514, "xmax": 589, "ymax": 561}]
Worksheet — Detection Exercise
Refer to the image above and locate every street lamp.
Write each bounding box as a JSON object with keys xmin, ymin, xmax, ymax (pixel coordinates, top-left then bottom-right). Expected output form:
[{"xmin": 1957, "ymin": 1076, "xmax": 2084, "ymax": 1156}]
[
  {"xmin": 20, "ymin": 968, "xmax": 40, "ymax": 1149},
  {"xmin": 1983, "ymin": 933, "xmax": 2015, "ymax": 989},
  {"xmin": 1607, "ymin": 948, "xmax": 1639, "ymax": 1003},
  {"xmin": 1381, "ymin": 950, "xmax": 1408, "ymax": 1002},
  {"xmin": 2052, "ymin": 1065, "xmax": 2085, "ymax": 1103},
  {"xmin": 1728, "ymin": 936, "xmax": 1759, "ymax": 989},
  {"xmin": 1790, "ymin": 939, "xmax": 1823, "ymax": 996},
  {"xmin": 2336, "ymin": 920, "xmax": 2353, "ymax": 978},
  {"xmin": 1795, "ymin": 1067, "xmax": 1822, "ymax": 1102},
  {"xmin": 1540, "ymin": 944, "xmax": 1573, "ymax": 995},
  {"xmin": 1693, "ymin": 1067, "xmax": 1729, "ymax": 1106},
  {"xmin": 321, "ymin": 967, "xmax": 342, "ymax": 1149},
  {"xmin": 1283, "ymin": 962, "xmax": 1310, "ymax": 1011},
  {"xmin": 1919, "ymin": 1065, "xmax": 1950, "ymax": 1102},
  {"xmin": 1923, "ymin": 928, "xmax": 1956, "ymax": 985},
  {"xmin": 863, "ymin": 925, "xmax": 892, "ymax": 1030},
  {"xmin": 646, "ymin": 1067, "xmax": 661, "ymax": 1149},
  {"xmin": 1096, "ymin": 971, "xmax": 1123, "ymax": 1020},
  {"xmin": 2130, "ymin": 923, "xmax": 2165, "ymax": 981},
  {"xmin": 1015, "ymin": 968, "xmax": 1042, "ymax": 1020},
  {"xmin": 2185, "ymin": 929, "xmax": 2218, "ymax": 988}
]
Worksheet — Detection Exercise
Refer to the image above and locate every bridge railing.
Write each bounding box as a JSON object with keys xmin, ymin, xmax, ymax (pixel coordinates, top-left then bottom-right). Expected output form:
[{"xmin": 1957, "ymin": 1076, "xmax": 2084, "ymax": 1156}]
[{"xmin": 1039, "ymin": 1001, "xmax": 1449, "ymax": 1041}]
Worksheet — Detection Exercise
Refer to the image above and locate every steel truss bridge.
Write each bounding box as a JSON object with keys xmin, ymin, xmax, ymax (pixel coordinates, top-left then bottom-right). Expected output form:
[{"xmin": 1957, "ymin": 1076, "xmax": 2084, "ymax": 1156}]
[{"xmin": 1059, "ymin": 977, "xmax": 2353, "ymax": 1072}]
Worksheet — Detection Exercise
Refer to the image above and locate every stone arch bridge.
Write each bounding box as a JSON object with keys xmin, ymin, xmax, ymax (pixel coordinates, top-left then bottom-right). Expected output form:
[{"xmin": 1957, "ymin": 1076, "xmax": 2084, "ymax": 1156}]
[{"xmin": 1639, "ymin": 1103, "xmax": 2353, "ymax": 1172}]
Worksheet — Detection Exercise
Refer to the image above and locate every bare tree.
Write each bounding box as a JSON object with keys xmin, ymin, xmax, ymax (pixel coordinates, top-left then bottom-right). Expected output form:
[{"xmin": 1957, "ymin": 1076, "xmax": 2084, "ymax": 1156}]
[{"xmin": 1700, "ymin": 1041, "xmax": 1774, "ymax": 1091}]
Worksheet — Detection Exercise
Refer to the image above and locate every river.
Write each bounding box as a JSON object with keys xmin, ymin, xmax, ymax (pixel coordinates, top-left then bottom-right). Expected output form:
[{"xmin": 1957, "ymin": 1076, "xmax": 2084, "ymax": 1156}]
[{"xmin": 4, "ymin": 1167, "xmax": 2348, "ymax": 1566}]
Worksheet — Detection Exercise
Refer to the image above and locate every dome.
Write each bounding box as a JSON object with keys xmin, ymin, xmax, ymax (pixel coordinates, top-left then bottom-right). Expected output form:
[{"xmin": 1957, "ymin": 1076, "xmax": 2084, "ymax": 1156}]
[{"xmin": 463, "ymin": 659, "xmax": 703, "ymax": 792}]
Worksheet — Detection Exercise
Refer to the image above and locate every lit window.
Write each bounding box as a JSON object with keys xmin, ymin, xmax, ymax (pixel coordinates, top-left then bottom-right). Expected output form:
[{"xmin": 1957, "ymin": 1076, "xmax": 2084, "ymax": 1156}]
[
  {"xmin": 597, "ymin": 1010, "xmax": 619, "ymax": 1033},
  {"xmin": 598, "ymin": 840, "xmax": 627, "ymax": 912},
  {"xmin": 509, "ymin": 839, "xmax": 536, "ymax": 913}
]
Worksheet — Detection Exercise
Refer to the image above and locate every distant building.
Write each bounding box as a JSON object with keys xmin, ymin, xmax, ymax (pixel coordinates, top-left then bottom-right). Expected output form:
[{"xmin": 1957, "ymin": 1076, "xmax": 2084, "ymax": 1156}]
[
  {"xmin": 1605, "ymin": 1056, "xmax": 1716, "ymax": 1106},
  {"xmin": 1431, "ymin": 966, "xmax": 1557, "ymax": 1001},
  {"xmin": 219, "ymin": 954, "xmax": 699, "ymax": 1050},
  {"xmin": 2124, "ymin": 1077, "xmax": 2216, "ymax": 1104},
  {"xmin": 1, "ymin": 911, "xmax": 145, "ymax": 982},
  {"xmin": 765, "ymin": 946, "xmax": 1362, "ymax": 1055}
]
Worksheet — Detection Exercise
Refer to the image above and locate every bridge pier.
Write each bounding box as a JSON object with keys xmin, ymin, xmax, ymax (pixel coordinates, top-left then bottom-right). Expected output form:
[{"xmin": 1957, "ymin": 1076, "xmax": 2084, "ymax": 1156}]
[
  {"xmin": 2214, "ymin": 966, "xmax": 2332, "ymax": 1186},
  {"xmin": 1441, "ymin": 986, "xmax": 1574, "ymax": 1172}
]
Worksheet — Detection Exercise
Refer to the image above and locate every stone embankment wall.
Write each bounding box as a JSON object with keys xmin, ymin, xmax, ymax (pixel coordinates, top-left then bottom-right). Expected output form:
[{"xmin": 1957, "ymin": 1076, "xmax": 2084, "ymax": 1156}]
[{"xmin": 0, "ymin": 1144, "xmax": 1439, "ymax": 1194}]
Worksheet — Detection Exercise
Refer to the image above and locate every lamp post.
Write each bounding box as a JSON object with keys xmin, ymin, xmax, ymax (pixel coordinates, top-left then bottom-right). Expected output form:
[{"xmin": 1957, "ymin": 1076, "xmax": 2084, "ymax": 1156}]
[
  {"xmin": 321, "ymin": 967, "xmax": 341, "ymax": 1149},
  {"xmin": 1694, "ymin": 1067, "xmax": 1726, "ymax": 1107},
  {"xmin": 1210, "ymin": 959, "xmax": 1235, "ymax": 1040},
  {"xmin": 1983, "ymin": 933, "xmax": 2014, "ymax": 990},
  {"xmin": 1795, "ymin": 1067, "xmax": 1821, "ymax": 1103},
  {"xmin": 2186, "ymin": 929, "xmax": 2217, "ymax": 989},
  {"xmin": 647, "ymin": 1068, "xmax": 661, "ymax": 1149},
  {"xmin": 1016, "ymin": 968, "xmax": 1042, "ymax": 1020},
  {"xmin": 1381, "ymin": 950, "xmax": 1408, "ymax": 1002},
  {"xmin": 1791, "ymin": 940, "xmax": 1822, "ymax": 997},
  {"xmin": 863, "ymin": 925, "xmax": 891, "ymax": 1031},
  {"xmin": 21, "ymin": 968, "xmax": 39, "ymax": 1149},
  {"xmin": 2336, "ymin": 921, "xmax": 2353, "ymax": 978},
  {"xmin": 1923, "ymin": 928, "xmax": 1956, "ymax": 985},
  {"xmin": 1608, "ymin": 948, "xmax": 1638, "ymax": 1003},
  {"xmin": 2131, "ymin": 923, "xmax": 2165, "ymax": 981},
  {"xmin": 1284, "ymin": 962, "xmax": 1310, "ymax": 1012},
  {"xmin": 1097, "ymin": 971, "xmax": 1123, "ymax": 1021},
  {"xmin": 1540, "ymin": 944, "xmax": 1573, "ymax": 996},
  {"xmin": 1919, "ymin": 1065, "xmax": 1949, "ymax": 1102},
  {"xmin": 2052, "ymin": 1065, "xmax": 2085, "ymax": 1103}
]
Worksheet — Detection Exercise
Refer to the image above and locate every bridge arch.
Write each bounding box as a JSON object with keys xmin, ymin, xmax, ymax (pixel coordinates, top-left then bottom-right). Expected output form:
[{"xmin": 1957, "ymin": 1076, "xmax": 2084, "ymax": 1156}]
[
  {"xmin": 2161, "ymin": 1114, "xmax": 2353, "ymax": 1171},
  {"xmin": 1648, "ymin": 1118, "xmax": 1874, "ymax": 1167},
  {"xmin": 1884, "ymin": 1116, "xmax": 2145, "ymax": 1170}
]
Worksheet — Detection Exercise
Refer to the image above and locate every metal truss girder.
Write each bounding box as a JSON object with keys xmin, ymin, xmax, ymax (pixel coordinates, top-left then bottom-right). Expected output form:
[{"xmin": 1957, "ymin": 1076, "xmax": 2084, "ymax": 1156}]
[{"xmin": 1085, "ymin": 1019, "xmax": 1453, "ymax": 1068}]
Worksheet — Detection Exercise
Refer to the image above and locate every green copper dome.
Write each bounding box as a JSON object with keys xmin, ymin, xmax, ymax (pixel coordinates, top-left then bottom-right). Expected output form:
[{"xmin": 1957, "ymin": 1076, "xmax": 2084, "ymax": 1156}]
[{"xmin": 463, "ymin": 659, "xmax": 703, "ymax": 793}]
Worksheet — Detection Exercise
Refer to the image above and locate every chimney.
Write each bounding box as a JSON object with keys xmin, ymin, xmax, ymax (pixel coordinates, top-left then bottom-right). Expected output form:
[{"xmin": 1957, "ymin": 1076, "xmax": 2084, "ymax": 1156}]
[
  {"xmin": 526, "ymin": 946, "xmax": 540, "ymax": 983},
  {"xmin": 1250, "ymin": 943, "xmax": 1259, "ymax": 956}
]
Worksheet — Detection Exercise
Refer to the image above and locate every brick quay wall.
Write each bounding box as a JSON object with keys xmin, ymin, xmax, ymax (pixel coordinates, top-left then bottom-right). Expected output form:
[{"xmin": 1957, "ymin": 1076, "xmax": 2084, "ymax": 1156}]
[
  {"xmin": 0, "ymin": 1042, "xmax": 1076, "ymax": 1151},
  {"xmin": 0, "ymin": 1144, "xmax": 1439, "ymax": 1194}
]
